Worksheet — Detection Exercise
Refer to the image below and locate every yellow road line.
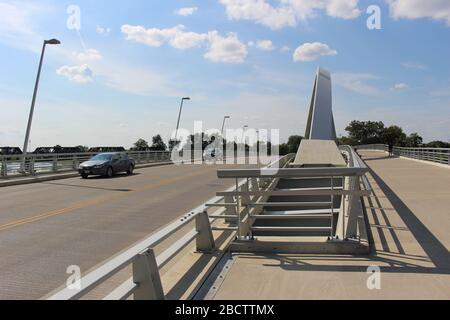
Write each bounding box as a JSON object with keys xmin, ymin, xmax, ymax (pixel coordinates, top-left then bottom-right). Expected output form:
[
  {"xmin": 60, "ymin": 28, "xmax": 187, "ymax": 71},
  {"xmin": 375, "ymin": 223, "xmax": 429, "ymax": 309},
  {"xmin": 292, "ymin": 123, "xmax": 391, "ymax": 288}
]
[{"xmin": 0, "ymin": 166, "xmax": 219, "ymax": 232}]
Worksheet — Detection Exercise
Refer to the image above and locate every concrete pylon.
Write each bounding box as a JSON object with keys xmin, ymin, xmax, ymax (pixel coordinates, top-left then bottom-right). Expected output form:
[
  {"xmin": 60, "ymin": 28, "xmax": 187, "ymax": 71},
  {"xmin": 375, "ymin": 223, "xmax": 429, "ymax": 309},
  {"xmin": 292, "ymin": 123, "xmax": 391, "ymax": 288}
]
[{"xmin": 304, "ymin": 67, "xmax": 337, "ymax": 141}]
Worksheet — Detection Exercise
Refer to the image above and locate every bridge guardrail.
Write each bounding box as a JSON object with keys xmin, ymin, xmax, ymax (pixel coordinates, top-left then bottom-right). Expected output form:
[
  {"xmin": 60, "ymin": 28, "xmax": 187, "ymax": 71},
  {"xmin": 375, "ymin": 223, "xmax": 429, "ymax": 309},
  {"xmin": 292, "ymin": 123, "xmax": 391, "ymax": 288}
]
[
  {"xmin": 214, "ymin": 147, "xmax": 370, "ymax": 240},
  {"xmin": 0, "ymin": 151, "xmax": 172, "ymax": 178},
  {"xmin": 47, "ymin": 155, "xmax": 287, "ymax": 300},
  {"xmin": 355, "ymin": 144, "xmax": 450, "ymax": 165}
]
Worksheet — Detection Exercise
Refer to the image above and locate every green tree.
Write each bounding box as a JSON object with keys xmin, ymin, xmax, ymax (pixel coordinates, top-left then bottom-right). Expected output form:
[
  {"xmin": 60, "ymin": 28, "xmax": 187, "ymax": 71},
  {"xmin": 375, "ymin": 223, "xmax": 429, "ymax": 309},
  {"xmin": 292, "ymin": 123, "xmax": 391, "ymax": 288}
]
[
  {"xmin": 150, "ymin": 134, "xmax": 167, "ymax": 151},
  {"xmin": 286, "ymin": 135, "xmax": 303, "ymax": 153},
  {"xmin": 279, "ymin": 143, "xmax": 290, "ymax": 156},
  {"xmin": 345, "ymin": 120, "xmax": 385, "ymax": 145},
  {"xmin": 425, "ymin": 140, "xmax": 450, "ymax": 148},
  {"xmin": 337, "ymin": 136, "xmax": 356, "ymax": 145},
  {"xmin": 76, "ymin": 145, "xmax": 89, "ymax": 152},
  {"xmin": 382, "ymin": 125, "xmax": 406, "ymax": 146},
  {"xmin": 133, "ymin": 138, "xmax": 149, "ymax": 151},
  {"xmin": 404, "ymin": 133, "xmax": 423, "ymax": 147}
]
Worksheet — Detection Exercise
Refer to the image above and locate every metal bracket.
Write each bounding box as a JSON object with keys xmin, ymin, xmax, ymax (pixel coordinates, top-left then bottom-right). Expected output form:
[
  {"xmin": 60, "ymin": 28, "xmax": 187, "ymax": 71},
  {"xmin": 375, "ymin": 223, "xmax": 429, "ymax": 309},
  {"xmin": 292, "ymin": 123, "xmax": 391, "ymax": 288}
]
[
  {"xmin": 196, "ymin": 211, "xmax": 216, "ymax": 253},
  {"xmin": 132, "ymin": 249, "xmax": 165, "ymax": 300}
]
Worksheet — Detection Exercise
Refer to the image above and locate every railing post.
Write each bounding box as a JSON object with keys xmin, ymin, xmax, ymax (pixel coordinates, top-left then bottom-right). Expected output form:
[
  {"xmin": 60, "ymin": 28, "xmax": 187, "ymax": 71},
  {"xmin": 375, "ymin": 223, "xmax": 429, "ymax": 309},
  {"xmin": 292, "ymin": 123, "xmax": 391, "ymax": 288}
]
[
  {"xmin": 224, "ymin": 195, "xmax": 237, "ymax": 223},
  {"xmin": 29, "ymin": 156, "xmax": 35, "ymax": 175},
  {"xmin": 73, "ymin": 155, "xmax": 79, "ymax": 170},
  {"xmin": 250, "ymin": 178, "xmax": 259, "ymax": 201},
  {"xmin": 345, "ymin": 175, "xmax": 361, "ymax": 239},
  {"xmin": 1, "ymin": 157, "xmax": 7, "ymax": 177},
  {"xmin": 132, "ymin": 249, "xmax": 165, "ymax": 300},
  {"xmin": 330, "ymin": 176, "xmax": 334, "ymax": 238},
  {"xmin": 52, "ymin": 155, "xmax": 58, "ymax": 173},
  {"xmin": 241, "ymin": 179, "xmax": 251, "ymax": 206},
  {"xmin": 235, "ymin": 178, "xmax": 243, "ymax": 240},
  {"xmin": 195, "ymin": 211, "xmax": 215, "ymax": 253}
]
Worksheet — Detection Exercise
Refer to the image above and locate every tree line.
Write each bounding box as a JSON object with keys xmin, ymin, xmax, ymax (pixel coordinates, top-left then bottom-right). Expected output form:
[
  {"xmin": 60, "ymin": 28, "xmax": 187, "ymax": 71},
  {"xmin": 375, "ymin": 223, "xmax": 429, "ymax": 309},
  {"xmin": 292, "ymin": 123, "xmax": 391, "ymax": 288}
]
[
  {"xmin": 338, "ymin": 120, "xmax": 450, "ymax": 148},
  {"xmin": 130, "ymin": 120, "xmax": 448, "ymax": 155}
]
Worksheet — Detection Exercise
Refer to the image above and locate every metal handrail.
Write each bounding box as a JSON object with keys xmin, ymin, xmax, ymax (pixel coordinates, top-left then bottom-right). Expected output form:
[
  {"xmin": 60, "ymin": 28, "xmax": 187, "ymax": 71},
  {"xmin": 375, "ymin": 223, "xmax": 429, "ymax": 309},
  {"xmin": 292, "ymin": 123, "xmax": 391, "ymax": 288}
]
[
  {"xmin": 0, "ymin": 151, "xmax": 172, "ymax": 178},
  {"xmin": 47, "ymin": 184, "xmax": 240, "ymax": 300},
  {"xmin": 214, "ymin": 146, "xmax": 371, "ymax": 240},
  {"xmin": 355, "ymin": 144, "xmax": 450, "ymax": 165}
]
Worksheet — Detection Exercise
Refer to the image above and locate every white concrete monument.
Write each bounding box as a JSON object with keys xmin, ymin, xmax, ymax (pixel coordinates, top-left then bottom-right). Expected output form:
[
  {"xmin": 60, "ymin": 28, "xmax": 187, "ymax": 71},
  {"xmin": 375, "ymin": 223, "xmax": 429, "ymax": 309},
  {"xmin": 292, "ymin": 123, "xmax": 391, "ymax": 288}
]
[
  {"xmin": 304, "ymin": 67, "xmax": 337, "ymax": 141},
  {"xmin": 293, "ymin": 67, "xmax": 346, "ymax": 167}
]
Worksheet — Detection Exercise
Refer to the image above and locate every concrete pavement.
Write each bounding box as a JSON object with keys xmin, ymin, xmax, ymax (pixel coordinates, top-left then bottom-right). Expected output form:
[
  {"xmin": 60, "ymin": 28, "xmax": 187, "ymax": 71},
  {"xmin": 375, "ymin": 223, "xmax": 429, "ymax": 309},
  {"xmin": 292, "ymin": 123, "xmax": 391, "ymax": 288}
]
[
  {"xmin": 213, "ymin": 151, "xmax": 450, "ymax": 299},
  {"xmin": 0, "ymin": 162, "xmax": 253, "ymax": 299}
]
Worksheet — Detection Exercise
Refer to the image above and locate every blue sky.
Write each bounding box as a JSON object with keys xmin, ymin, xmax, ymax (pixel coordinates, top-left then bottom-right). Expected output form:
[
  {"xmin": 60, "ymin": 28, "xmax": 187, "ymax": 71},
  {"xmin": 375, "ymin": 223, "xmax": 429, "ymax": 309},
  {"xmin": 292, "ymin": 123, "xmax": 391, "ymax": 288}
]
[{"xmin": 0, "ymin": 0, "xmax": 449, "ymax": 149}]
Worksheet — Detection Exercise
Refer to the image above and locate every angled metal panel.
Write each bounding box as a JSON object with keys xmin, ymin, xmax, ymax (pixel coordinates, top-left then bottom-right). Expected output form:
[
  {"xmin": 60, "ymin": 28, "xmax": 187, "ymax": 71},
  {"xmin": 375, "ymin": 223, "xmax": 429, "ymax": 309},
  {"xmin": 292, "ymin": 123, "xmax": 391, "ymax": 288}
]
[{"xmin": 305, "ymin": 67, "xmax": 337, "ymax": 141}]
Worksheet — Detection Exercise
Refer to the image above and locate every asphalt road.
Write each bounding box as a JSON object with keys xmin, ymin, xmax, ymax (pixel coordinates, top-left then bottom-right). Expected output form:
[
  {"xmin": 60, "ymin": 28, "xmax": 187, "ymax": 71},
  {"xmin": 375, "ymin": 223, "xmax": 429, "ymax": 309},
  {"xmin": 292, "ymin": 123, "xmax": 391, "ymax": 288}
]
[{"xmin": 0, "ymin": 162, "xmax": 250, "ymax": 299}]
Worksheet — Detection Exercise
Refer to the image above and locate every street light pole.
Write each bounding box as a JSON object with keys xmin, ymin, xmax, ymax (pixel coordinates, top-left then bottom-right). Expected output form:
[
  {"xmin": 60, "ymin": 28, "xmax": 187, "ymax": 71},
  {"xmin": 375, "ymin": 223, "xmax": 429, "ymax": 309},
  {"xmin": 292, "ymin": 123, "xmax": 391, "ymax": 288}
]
[
  {"xmin": 242, "ymin": 125, "xmax": 248, "ymax": 145},
  {"xmin": 22, "ymin": 39, "xmax": 60, "ymax": 171},
  {"xmin": 174, "ymin": 97, "xmax": 190, "ymax": 142},
  {"xmin": 220, "ymin": 116, "xmax": 230, "ymax": 137}
]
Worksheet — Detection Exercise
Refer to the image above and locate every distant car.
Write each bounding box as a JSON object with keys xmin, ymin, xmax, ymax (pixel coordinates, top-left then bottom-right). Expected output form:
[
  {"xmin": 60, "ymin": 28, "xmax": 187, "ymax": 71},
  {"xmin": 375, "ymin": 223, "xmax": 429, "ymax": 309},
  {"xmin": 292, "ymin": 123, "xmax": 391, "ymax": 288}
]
[{"xmin": 78, "ymin": 152, "xmax": 135, "ymax": 179}]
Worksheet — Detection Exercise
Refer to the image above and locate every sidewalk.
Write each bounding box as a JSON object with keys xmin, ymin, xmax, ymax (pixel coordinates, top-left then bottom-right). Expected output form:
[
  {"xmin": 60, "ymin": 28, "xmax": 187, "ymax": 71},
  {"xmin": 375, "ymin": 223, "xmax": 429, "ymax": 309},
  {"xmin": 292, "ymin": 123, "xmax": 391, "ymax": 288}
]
[{"xmin": 211, "ymin": 150, "xmax": 450, "ymax": 299}]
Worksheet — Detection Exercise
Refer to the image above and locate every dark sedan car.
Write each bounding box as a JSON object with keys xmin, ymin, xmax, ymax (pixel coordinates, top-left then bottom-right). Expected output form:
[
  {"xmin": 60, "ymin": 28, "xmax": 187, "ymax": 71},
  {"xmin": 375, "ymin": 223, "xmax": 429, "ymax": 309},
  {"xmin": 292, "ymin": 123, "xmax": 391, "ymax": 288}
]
[{"xmin": 78, "ymin": 152, "xmax": 135, "ymax": 179}]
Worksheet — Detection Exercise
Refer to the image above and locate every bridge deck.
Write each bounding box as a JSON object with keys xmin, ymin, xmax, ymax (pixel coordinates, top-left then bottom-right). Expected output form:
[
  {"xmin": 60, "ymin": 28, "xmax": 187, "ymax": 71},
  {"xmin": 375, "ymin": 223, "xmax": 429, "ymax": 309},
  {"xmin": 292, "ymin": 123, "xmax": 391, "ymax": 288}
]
[
  {"xmin": 212, "ymin": 150, "xmax": 450, "ymax": 299},
  {"xmin": 0, "ymin": 161, "xmax": 258, "ymax": 299}
]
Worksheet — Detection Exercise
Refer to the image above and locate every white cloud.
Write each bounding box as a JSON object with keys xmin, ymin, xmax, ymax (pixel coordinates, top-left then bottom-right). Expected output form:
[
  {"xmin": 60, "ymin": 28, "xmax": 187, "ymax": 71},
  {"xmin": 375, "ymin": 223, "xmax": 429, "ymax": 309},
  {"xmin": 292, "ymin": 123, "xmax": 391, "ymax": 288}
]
[
  {"xmin": 256, "ymin": 40, "xmax": 275, "ymax": 51},
  {"xmin": 293, "ymin": 42, "xmax": 337, "ymax": 62},
  {"xmin": 391, "ymin": 82, "xmax": 408, "ymax": 91},
  {"xmin": 388, "ymin": 0, "xmax": 450, "ymax": 26},
  {"xmin": 122, "ymin": 24, "xmax": 247, "ymax": 63},
  {"xmin": 333, "ymin": 73, "xmax": 380, "ymax": 95},
  {"xmin": 175, "ymin": 7, "xmax": 198, "ymax": 16},
  {"xmin": 204, "ymin": 32, "xmax": 248, "ymax": 63},
  {"xmin": 430, "ymin": 88, "xmax": 450, "ymax": 97},
  {"xmin": 0, "ymin": 2, "xmax": 47, "ymax": 52},
  {"xmin": 280, "ymin": 45, "xmax": 290, "ymax": 53},
  {"xmin": 56, "ymin": 64, "xmax": 93, "ymax": 83},
  {"xmin": 401, "ymin": 61, "xmax": 427, "ymax": 70},
  {"xmin": 76, "ymin": 48, "xmax": 102, "ymax": 61},
  {"xmin": 219, "ymin": 0, "xmax": 361, "ymax": 29},
  {"xmin": 325, "ymin": 0, "xmax": 361, "ymax": 19},
  {"xmin": 98, "ymin": 62, "xmax": 180, "ymax": 96},
  {"xmin": 121, "ymin": 24, "xmax": 207, "ymax": 49},
  {"xmin": 96, "ymin": 25, "xmax": 111, "ymax": 35}
]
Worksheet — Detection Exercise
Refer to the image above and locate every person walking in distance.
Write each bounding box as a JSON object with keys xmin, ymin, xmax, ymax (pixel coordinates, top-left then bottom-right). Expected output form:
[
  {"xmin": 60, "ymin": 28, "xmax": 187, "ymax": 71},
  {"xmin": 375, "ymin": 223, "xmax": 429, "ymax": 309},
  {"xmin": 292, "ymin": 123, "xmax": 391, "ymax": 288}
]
[{"xmin": 388, "ymin": 143, "xmax": 394, "ymax": 157}]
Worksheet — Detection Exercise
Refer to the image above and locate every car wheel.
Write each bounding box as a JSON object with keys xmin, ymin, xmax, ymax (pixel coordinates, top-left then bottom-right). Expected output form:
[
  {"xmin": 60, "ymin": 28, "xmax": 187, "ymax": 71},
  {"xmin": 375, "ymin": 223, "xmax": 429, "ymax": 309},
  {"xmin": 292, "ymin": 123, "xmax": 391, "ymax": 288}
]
[
  {"xmin": 127, "ymin": 164, "xmax": 134, "ymax": 175},
  {"xmin": 81, "ymin": 173, "xmax": 88, "ymax": 179},
  {"xmin": 106, "ymin": 166, "xmax": 114, "ymax": 178}
]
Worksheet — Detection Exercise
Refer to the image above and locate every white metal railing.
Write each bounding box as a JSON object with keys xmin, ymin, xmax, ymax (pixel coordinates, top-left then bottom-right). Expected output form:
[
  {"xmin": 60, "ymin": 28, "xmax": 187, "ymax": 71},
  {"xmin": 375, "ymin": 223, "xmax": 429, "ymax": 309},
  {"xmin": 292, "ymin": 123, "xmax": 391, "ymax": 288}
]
[
  {"xmin": 47, "ymin": 156, "xmax": 278, "ymax": 300},
  {"xmin": 213, "ymin": 147, "xmax": 371, "ymax": 240},
  {"xmin": 355, "ymin": 144, "xmax": 450, "ymax": 165},
  {"xmin": 355, "ymin": 144, "xmax": 387, "ymax": 152},
  {"xmin": 0, "ymin": 151, "xmax": 172, "ymax": 178},
  {"xmin": 47, "ymin": 185, "xmax": 238, "ymax": 300}
]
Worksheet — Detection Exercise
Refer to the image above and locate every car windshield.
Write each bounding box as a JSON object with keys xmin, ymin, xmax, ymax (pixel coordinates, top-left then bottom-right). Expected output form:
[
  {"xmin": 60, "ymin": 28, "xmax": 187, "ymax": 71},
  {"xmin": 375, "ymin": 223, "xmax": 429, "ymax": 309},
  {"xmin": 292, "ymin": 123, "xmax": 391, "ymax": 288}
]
[{"xmin": 90, "ymin": 154, "xmax": 113, "ymax": 161}]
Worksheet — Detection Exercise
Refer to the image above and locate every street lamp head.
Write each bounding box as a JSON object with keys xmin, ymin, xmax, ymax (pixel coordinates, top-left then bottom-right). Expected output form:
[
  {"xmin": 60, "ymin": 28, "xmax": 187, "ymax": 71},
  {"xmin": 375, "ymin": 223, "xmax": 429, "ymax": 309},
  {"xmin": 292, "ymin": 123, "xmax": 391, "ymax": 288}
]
[
  {"xmin": 182, "ymin": 97, "xmax": 191, "ymax": 101},
  {"xmin": 45, "ymin": 39, "xmax": 61, "ymax": 45},
  {"xmin": 224, "ymin": 116, "xmax": 230, "ymax": 119}
]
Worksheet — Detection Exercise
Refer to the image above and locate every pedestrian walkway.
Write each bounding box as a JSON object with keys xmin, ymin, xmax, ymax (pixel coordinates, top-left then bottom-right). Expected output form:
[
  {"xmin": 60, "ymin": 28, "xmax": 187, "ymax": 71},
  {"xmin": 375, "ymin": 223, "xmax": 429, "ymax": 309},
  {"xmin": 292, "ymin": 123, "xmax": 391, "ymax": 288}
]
[{"xmin": 212, "ymin": 150, "xmax": 450, "ymax": 299}]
